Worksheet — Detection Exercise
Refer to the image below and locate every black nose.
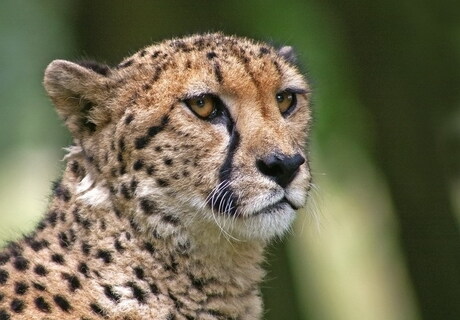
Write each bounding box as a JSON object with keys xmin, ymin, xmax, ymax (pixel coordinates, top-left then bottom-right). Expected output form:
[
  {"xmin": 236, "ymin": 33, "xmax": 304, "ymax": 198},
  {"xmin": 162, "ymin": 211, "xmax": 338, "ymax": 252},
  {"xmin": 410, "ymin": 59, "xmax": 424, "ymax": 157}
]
[{"xmin": 256, "ymin": 153, "xmax": 305, "ymax": 188}]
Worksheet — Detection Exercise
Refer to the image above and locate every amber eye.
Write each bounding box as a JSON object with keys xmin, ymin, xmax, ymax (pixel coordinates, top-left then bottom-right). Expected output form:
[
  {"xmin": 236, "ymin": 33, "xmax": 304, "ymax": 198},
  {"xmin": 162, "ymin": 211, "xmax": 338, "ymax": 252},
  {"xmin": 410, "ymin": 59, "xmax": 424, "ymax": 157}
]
[
  {"xmin": 276, "ymin": 91, "xmax": 296, "ymax": 114},
  {"xmin": 184, "ymin": 94, "xmax": 216, "ymax": 119}
]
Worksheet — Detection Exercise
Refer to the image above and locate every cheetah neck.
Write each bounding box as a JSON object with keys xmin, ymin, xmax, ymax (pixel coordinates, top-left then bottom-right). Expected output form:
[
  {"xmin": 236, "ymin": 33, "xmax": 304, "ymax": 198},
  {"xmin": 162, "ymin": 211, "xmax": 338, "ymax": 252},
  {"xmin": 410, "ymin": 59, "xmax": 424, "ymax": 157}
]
[{"xmin": 36, "ymin": 148, "xmax": 266, "ymax": 305}]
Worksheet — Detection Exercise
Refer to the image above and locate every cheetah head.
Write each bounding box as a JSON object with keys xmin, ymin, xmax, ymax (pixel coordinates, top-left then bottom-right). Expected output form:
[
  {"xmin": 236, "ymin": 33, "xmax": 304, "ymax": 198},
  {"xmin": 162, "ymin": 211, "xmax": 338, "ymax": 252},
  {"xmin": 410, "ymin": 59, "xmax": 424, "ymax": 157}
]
[{"xmin": 44, "ymin": 34, "xmax": 312, "ymax": 242}]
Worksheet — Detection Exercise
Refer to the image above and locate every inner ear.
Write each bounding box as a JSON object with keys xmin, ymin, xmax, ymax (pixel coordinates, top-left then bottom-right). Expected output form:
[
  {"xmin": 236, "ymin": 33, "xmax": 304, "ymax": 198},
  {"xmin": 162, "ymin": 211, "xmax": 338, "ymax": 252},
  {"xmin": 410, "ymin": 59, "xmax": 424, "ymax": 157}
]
[{"xmin": 44, "ymin": 60, "xmax": 115, "ymax": 137}]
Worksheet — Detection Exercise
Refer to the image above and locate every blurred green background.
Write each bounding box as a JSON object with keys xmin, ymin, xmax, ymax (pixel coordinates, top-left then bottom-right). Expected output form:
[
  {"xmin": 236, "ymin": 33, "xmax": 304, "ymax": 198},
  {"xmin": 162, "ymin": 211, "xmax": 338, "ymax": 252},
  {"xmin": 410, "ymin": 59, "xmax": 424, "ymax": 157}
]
[{"xmin": 1, "ymin": 1, "xmax": 459, "ymax": 319}]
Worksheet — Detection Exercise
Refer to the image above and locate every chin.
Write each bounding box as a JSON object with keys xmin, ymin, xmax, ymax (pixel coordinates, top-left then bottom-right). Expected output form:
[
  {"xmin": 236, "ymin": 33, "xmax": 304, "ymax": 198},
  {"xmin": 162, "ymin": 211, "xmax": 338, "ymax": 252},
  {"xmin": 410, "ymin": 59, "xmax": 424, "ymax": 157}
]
[{"xmin": 216, "ymin": 202, "xmax": 297, "ymax": 241}]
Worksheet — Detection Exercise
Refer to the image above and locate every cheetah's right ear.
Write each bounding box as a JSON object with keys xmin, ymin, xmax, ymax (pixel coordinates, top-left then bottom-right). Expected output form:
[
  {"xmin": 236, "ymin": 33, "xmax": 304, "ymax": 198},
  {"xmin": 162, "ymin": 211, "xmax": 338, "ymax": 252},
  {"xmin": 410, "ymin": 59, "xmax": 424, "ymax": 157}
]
[{"xmin": 44, "ymin": 59, "xmax": 115, "ymax": 137}]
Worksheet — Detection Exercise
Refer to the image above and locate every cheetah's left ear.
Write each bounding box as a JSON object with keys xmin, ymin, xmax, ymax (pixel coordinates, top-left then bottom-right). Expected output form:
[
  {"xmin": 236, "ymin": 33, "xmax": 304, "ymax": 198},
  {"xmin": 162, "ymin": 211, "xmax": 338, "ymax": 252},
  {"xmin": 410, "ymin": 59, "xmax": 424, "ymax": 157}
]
[
  {"xmin": 278, "ymin": 46, "xmax": 297, "ymax": 64},
  {"xmin": 44, "ymin": 59, "xmax": 115, "ymax": 137}
]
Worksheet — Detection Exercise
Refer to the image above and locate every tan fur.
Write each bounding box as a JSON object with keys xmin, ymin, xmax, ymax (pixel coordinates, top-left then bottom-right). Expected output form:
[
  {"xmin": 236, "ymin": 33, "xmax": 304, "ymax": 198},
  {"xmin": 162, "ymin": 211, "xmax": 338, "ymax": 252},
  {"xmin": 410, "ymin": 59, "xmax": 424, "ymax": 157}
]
[{"xmin": 0, "ymin": 33, "xmax": 311, "ymax": 319}]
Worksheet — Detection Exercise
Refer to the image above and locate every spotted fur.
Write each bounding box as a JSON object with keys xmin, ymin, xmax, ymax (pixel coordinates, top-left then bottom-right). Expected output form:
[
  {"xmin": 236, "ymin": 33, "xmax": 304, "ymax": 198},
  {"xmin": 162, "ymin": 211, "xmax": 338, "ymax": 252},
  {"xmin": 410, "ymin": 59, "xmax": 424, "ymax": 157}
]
[{"xmin": 0, "ymin": 33, "xmax": 312, "ymax": 319}]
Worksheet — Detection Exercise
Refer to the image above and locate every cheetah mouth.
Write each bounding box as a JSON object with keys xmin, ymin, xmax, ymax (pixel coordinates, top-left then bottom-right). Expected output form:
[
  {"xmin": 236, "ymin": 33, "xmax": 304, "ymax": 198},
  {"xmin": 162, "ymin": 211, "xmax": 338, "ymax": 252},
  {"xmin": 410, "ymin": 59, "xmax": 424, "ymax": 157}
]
[{"xmin": 253, "ymin": 197, "xmax": 299, "ymax": 216}]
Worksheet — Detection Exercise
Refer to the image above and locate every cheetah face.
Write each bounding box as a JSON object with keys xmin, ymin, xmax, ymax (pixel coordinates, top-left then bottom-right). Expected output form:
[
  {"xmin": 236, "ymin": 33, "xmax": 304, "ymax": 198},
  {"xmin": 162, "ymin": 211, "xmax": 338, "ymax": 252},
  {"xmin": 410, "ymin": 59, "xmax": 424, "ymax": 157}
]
[{"xmin": 44, "ymin": 34, "xmax": 312, "ymax": 241}]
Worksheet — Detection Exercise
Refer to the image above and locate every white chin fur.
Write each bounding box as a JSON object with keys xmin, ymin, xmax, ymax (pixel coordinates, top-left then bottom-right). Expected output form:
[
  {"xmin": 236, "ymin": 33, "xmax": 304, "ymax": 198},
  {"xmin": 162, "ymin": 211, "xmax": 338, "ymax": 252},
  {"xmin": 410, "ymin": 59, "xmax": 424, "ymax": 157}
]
[{"xmin": 213, "ymin": 203, "xmax": 296, "ymax": 241}]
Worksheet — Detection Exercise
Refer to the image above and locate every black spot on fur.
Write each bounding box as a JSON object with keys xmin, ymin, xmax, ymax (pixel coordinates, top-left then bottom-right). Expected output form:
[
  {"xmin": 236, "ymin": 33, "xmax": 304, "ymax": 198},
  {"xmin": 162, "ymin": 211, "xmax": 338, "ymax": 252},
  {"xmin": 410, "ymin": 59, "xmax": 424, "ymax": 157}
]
[
  {"xmin": 14, "ymin": 282, "xmax": 28, "ymax": 295},
  {"xmin": 151, "ymin": 66, "xmax": 163, "ymax": 83},
  {"xmin": 52, "ymin": 181, "xmax": 71, "ymax": 202},
  {"xmin": 120, "ymin": 163, "xmax": 127, "ymax": 175},
  {"xmin": 0, "ymin": 293, "xmax": 3, "ymax": 302},
  {"xmin": 155, "ymin": 146, "xmax": 162, "ymax": 152},
  {"xmin": 125, "ymin": 114, "xmax": 134, "ymax": 124},
  {"xmin": 260, "ymin": 46, "xmax": 270, "ymax": 55},
  {"xmin": 4, "ymin": 243, "xmax": 20, "ymax": 256},
  {"xmin": 0, "ymin": 310, "xmax": 9, "ymax": 320},
  {"xmin": 5, "ymin": 245, "xmax": 22, "ymax": 258},
  {"xmin": 34, "ymin": 297, "xmax": 51, "ymax": 313},
  {"xmin": 32, "ymin": 282, "xmax": 46, "ymax": 291},
  {"xmin": 149, "ymin": 282, "xmax": 159, "ymax": 294},
  {"xmin": 90, "ymin": 303, "xmax": 107, "ymax": 317},
  {"xmin": 151, "ymin": 51, "xmax": 161, "ymax": 59},
  {"xmin": 135, "ymin": 136, "xmax": 149, "ymax": 149},
  {"xmin": 34, "ymin": 264, "xmax": 48, "ymax": 276},
  {"xmin": 47, "ymin": 211, "xmax": 58, "ymax": 227},
  {"xmin": 146, "ymin": 165, "xmax": 155, "ymax": 175},
  {"xmin": 120, "ymin": 183, "xmax": 132, "ymax": 199},
  {"xmin": 118, "ymin": 138, "xmax": 126, "ymax": 152},
  {"xmin": 139, "ymin": 50, "xmax": 147, "ymax": 57},
  {"xmin": 78, "ymin": 262, "xmax": 89, "ymax": 277},
  {"xmin": 135, "ymin": 115, "xmax": 169, "ymax": 149},
  {"xmin": 162, "ymin": 215, "xmax": 180, "ymax": 226},
  {"xmin": 117, "ymin": 152, "xmax": 123, "ymax": 163},
  {"xmin": 81, "ymin": 242, "xmax": 91, "ymax": 256},
  {"xmin": 213, "ymin": 63, "xmax": 223, "ymax": 83},
  {"xmin": 164, "ymin": 158, "xmax": 173, "ymax": 166},
  {"xmin": 36, "ymin": 221, "xmax": 46, "ymax": 231},
  {"xmin": 130, "ymin": 179, "xmax": 138, "ymax": 193},
  {"xmin": 96, "ymin": 250, "xmax": 113, "ymax": 264},
  {"xmin": 10, "ymin": 299, "xmax": 25, "ymax": 313},
  {"xmin": 13, "ymin": 256, "xmax": 29, "ymax": 271},
  {"xmin": 58, "ymin": 232, "xmax": 70, "ymax": 249},
  {"xmin": 207, "ymin": 310, "xmax": 228, "ymax": 317},
  {"xmin": 70, "ymin": 160, "xmax": 83, "ymax": 176},
  {"xmin": 0, "ymin": 254, "xmax": 10, "ymax": 266},
  {"xmin": 133, "ymin": 266, "xmax": 144, "ymax": 280},
  {"xmin": 127, "ymin": 282, "xmax": 147, "ymax": 304},
  {"xmin": 133, "ymin": 159, "xmax": 144, "ymax": 171},
  {"xmin": 54, "ymin": 295, "xmax": 71, "ymax": 312},
  {"xmin": 168, "ymin": 292, "xmax": 183, "ymax": 308},
  {"xmin": 28, "ymin": 239, "xmax": 49, "ymax": 252},
  {"xmin": 114, "ymin": 239, "xmax": 125, "ymax": 253},
  {"xmin": 130, "ymin": 220, "xmax": 141, "ymax": 232},
  {"xmin": 190, "ymin": 274, "xmax": 205, "ymax": 290},
  {"xmin": 103, "ymin": 285, "xmax": 121, "ymax": 303},
  {"xmin": 273, "ymin": 60, "xmax": 282, "ymax": 75},
  {"xmin": 143, "ymin": 242, "xmax": 155, "ymax": 254},
  {"xmin": 148, "ymin": 121, "xmax": 167, "ymax": 137},
  {"xmin": 207, "ymin": 51, "xmax": 217, "ymax": 59},
  {"xmin": 157, "ymin": 179, "xmax": 169, "ymax": 187},
  {"xmin": 77, "ymin": 60, "xmax": 111, "ymax": 76},
  {"xmin": 62, "ymin": 273, "xmax": 81, "ymax": 292},
  {"xmin": 51, "ymin": 253, "xmax": 65, "ymax": 264},
  {"xmin": 139, "ymin": 198, "xmax": 156, "ymax": 215}
]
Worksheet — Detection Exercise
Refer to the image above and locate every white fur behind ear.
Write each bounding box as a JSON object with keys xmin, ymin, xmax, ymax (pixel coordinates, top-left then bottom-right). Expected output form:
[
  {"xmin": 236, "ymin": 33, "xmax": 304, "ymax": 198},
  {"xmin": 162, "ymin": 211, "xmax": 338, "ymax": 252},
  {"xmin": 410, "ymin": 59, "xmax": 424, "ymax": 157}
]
[{"xmin": 278, "ymin": 46, "xmax": 297, "ymax": 64}]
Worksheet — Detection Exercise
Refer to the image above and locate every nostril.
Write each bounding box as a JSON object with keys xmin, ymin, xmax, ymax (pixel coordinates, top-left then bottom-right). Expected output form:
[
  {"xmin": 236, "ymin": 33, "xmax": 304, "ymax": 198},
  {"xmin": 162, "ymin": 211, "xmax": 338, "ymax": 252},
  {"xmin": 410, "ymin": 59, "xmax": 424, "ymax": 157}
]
[
  {"xmin": 256, "ymin": 153, "xmax": 305, "ymax": 188},
  {"xmin": 256, "ymin": 158, "xmax": 282, "ymax": 177}
]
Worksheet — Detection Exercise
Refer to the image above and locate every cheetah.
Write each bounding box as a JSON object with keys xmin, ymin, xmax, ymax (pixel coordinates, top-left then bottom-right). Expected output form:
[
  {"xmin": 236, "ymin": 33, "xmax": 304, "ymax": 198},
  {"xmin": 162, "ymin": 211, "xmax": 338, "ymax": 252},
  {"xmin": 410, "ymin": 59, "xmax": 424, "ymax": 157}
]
[{"xmin": 0, "ymin": 33, "xmax": 312, "ymax": 319}]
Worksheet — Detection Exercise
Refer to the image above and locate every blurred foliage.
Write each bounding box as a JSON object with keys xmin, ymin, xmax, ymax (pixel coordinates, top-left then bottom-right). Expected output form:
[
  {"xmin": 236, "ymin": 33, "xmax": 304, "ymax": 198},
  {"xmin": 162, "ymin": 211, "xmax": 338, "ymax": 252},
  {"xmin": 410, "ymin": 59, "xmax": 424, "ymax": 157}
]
[{"xmin": 1, "ymin": 1, "xmax": 459, "ymax": 319}]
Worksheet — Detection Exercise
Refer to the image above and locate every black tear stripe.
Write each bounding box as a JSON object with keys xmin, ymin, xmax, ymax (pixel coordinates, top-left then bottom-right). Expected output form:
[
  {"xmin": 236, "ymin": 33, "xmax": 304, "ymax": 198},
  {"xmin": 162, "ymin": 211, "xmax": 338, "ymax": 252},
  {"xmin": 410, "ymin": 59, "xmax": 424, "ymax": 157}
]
[{"xmin": 209, "ymin": 110, "xmax": 240, "ymax": 216}]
